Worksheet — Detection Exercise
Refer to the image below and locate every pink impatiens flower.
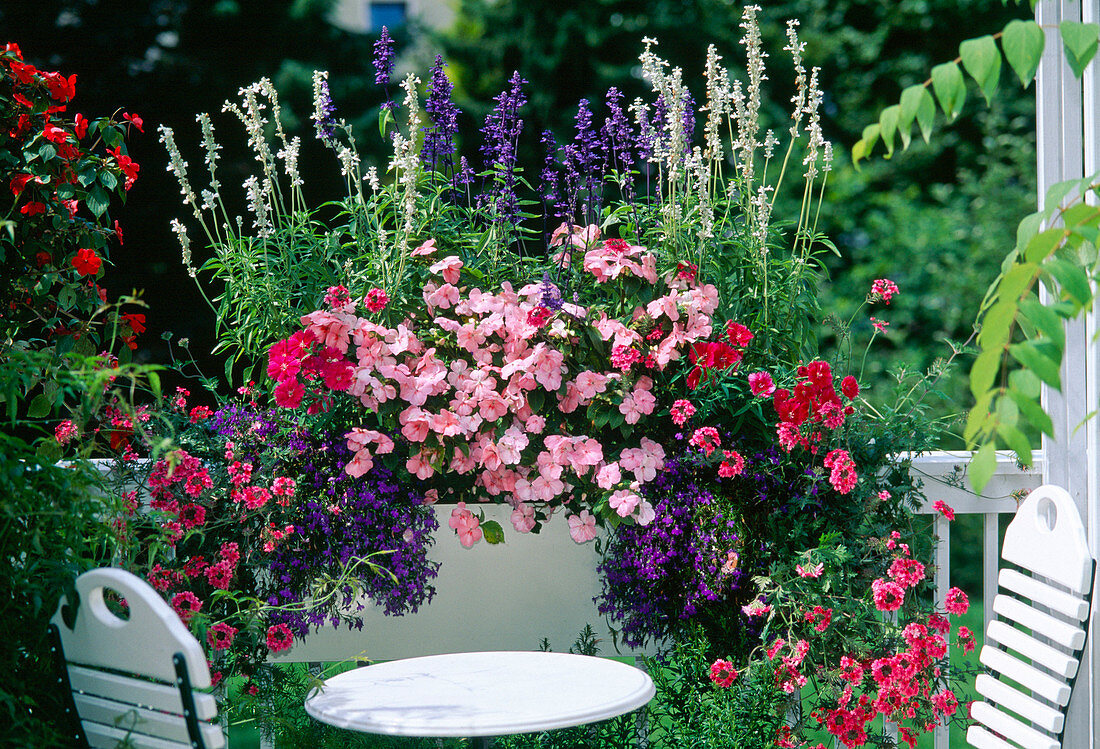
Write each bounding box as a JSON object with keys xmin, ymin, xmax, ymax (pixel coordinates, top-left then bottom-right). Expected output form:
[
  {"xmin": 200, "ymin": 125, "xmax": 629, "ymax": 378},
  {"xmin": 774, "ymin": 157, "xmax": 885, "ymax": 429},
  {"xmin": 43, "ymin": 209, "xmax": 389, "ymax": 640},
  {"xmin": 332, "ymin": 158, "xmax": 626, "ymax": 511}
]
[
  {"xmin": 568, "ymin": 511, "xmax": 598, "ymax": 543},
  {"xmin": 608, "ymin": 489, "xmax": 641, "ymax": 518},
  {"xmin": 449, "ymin": 502, "xmax": 483, "ymax": 547},
  {"xmin": 429, "ymin": 255, "xmax": 464, "ymax": 284}
]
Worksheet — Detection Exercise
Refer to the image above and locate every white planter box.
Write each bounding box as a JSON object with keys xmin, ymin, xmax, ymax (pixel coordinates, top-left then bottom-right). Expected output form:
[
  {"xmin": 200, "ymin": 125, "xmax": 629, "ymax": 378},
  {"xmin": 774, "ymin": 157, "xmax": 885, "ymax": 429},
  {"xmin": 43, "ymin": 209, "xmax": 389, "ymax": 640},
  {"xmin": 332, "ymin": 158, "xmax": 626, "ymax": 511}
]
[{"xmin": 270, "ymin": 504, "xmax": 653, "ymax": 662}]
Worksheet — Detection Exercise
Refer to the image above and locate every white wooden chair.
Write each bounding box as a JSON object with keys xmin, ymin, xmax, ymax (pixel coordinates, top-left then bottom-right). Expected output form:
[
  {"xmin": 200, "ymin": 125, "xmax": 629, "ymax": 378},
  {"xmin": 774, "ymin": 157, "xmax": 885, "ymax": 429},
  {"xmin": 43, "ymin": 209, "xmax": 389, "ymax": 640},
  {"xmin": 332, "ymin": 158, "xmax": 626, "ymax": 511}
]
[
  {"xmin": 48, "ymin": 567, "xmax": 225, "ymax": 749},
  {"xmin": 966, "ymin": 484, "xmax": 1095, "ymax": 749}
]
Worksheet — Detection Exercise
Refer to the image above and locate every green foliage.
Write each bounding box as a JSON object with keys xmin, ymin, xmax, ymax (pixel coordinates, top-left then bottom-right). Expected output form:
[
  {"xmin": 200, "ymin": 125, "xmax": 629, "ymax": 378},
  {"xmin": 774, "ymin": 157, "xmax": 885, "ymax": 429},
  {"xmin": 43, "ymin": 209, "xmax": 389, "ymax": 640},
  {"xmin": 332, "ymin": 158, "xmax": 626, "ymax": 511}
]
[
  {"xmin": 0, "ymin": 434, "xmax": 118, "ymax": 746},
  {"xmin": 965, "ymin": 173, "xmax": 1100, "ymax": 491}
]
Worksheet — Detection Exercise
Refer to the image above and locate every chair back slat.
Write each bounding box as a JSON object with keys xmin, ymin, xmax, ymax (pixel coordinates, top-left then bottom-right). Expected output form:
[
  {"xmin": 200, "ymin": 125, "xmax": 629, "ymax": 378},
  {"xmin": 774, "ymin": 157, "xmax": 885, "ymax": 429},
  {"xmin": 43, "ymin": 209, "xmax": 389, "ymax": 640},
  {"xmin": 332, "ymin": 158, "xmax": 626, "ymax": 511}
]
[
  {"xmin": 998, "ymin": 569, "xmax": 1090, "ymax": 621},
  {"xmin": 967, "ymin": 724, "xmax": 1025, "ymax": 749},
  {"xmin": 967, "ymin": 485, "xmax": 1095, "ymax": 749},
  {"xmin": 50, "ymin": 568, "xmax": 210, "ymax": 686},
  {"xmin": 985, "ymin": 621, "xmax": 1077, "ymax": 679},
  {"xmin": 991, "ymin": 594, "xmax": 1086, "ymax": 649},
  {"xmin": 975, "ymin": 674, "xmax": 1064, "ymax": 734},
  {"xmin": 1001, "ymin": 486, "xmax": 1093, "ymax": 595},
  {"xmin": 84, "ymin": 721, "xmax": 193, "ymax": 749},
  {"xmin": 68, "ymin": 663, "xmax": 218, "ymax": 721},
  {"xmin": 73, "ymin": 692, "xmax": 224, "ymax": 748},
  {"xmin": 970, "ymin": 702, "xmax": 1059, "ymax": 749}
]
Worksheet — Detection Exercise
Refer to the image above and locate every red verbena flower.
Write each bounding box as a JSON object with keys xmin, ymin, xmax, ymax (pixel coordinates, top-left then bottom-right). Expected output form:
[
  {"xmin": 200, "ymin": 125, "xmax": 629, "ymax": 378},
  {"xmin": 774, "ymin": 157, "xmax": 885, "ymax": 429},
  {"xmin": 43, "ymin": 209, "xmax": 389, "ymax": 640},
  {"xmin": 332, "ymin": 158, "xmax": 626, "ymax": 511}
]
[
  {"xmin": 945, "ymin": 587, "xmax": 969, "ymax": 616},
  {"xmin": 709, "ymin": 658, "xmax": 738, "ymax": 687},
  {"xmin": 207, "ymin": 622, "xmax": 238, "ymax": 650},
  {"xmin": 266, "ymin": 623, "xmax": 294, "ymax": 653},
  {"xmin": 171, "ymin": 591, "xmax": 202, "ymax": 624}
]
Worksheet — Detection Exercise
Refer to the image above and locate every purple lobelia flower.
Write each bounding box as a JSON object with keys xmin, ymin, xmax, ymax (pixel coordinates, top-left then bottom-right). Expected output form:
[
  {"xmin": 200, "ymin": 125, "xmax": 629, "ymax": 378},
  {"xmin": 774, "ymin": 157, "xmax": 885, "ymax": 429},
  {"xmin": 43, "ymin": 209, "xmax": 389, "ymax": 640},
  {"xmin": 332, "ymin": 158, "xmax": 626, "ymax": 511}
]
[
  {"xmin": 478, "ymin": 71, "xmax": 528, "ymax": 230},
  {"xmin": 596, "ymin": 459, "xmax": 744, "ymax": 648},
  {"xmin": 265, "ymin": 432, "xmax": 439, "ymax": 638},
  {"xmin": 423, "ymin": 55, "xmax": 461, "ymax": 173}
]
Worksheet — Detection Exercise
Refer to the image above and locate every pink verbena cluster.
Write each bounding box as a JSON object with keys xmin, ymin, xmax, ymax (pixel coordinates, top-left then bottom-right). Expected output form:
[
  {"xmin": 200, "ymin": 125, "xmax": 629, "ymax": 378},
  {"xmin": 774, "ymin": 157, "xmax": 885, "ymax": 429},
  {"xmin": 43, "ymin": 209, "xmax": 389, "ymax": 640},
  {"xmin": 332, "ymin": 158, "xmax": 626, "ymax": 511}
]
[{"xmin": 268, "ymin": 236, "xmax": 718, "ymax": 544}]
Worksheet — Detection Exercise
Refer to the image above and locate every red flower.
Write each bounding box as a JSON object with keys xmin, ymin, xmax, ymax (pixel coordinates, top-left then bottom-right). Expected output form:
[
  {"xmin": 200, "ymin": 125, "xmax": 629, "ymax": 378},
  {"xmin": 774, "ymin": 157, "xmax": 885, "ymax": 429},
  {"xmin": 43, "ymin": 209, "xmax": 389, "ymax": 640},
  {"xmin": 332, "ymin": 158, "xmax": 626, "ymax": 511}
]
[
  {"xmin": 841, "ymin": 376, "xmax": 859, "ymax": 400},
  {"xmin": 113, "ymin": 220, "xmax": 124, "ymax": 244},
  {"xmin": 43, "ymin": 122, "xmax": 70, "ymax": 144},
  {"xmin": 35, "ymin": 251, "xmax": 51, "ymax": 267},
  {"xmin": 107, "ymin": 147, "xmax": 140, "ymax": 190},
  {"xmin": 122, "ymin": 312, "xmax": 146, "ymax": 335},
  {"xmin": 708, "ymin": 659, "xmax": 738, "ymax": 687},
  {"xmin": 8, "ymin": 59, "xmax": 37, "ymax": 85},
  {"xmin": 170, "ymin": 591, "xmax": 202, "ymax": 624},
  {"xmin": 43, "ymin": 71, "xmax": 77, "ymax": 102},
  {"xmin": 122, "ymin": 112, "xmax": 144, "ymax": 132},
  {"xmin": 74, "ymin": 113, "xmax": 88, "ymax": 139},
  {"xmin": 71, "ymin": 248, "xmax": 101, "ymax": 277},
  {"xmin": 266, "ymin": 623, "xmax": 294, "ymax": 654},
  {"xmin": 20, "ymin": 201, "xmax": 46, "ymax": 216},
  {"xmin": 9, "ymin": 173, "xmax": 34, "ymax": 197},
  {"xmin": 207, "ymin": 622, "xmax": 237, "ymax": 650},
  {"xmin": 4, "ymin": 43, "xmax": 23, "ymax": 59}
]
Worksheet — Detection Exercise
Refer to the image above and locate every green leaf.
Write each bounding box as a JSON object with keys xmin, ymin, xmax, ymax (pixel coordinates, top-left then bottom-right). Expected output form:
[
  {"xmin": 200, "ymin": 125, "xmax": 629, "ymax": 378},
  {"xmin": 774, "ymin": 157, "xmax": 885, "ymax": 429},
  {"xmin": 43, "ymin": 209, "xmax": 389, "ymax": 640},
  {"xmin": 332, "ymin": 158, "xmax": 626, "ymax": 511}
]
[
  {"xmin": 996, "ymin": 393, "xmax": 1020, "ymax": 428},
  {"xmin": 879, "ymin": 105, "xmax": 900, "ymax": 156},
  {"xmin": 1045, "ymin": 257, "xmax": 1093, "ymax": 307},
  {"xmin": 1002, "ymin": 19, "xmax": 1045, "ymax": 87},
  {"xmin": 997, "ymin": 422, "xmax": 1034, "ymax": 467},
  {"xmin": 914, "ymin": 87, "xmax": 936, "ymax": 143},
  {"xmin": 1006, "ymin": 387, "xmax": 1054, "ymax": 436},
  {"xmin": 931, "ymin": 62, "xmax": 967, "ymax": 121},
  {"xmin": 1008, "ymin": 341, "xmax": 1062, "ymax": 389},
  {"xmin": 1060, "ymin": 21, "xmax": 1100, "ymax": 78},
  {"xmin": 27, "ymin": 394, "xmax": 52, "ymax": 418},
  {"xmin": 1015, "ymin": 212, "xmax": 1043, "ymax": 252},
  {"xmin": 1044, "ymin": 179, "xmax": 1078, "ymax": 214},
  {"xmin": 481, "ymin": 519, "xmax": 505, "ymax": 545},
  {"xmin": 970, "ymin": 348, "xmax": 1002, "ymax": 398},
  {"xmin": 860, "ymin": 123, "xmax": 881, "ymax": 153},
  {"xmin": 968, "ymin": 442, "xmax": 997, "ymax": 493},
  {"xmin": 960, "ymin": 35, "xmax": 1002, "ymax": 104},
  {"xmin": 1009, "ymin": 367, "xmax": 1041, "ymax": 399},
  {"xmin": 99, "ymin": 170, "xmax": 118, "ymax": 191},
  {"xmin": 1024, "ymin": 227, "xmax": 1065, "ymax": 263},
  {"xmin": 86, "ymin": 186, "xmax": 109, "ymax": 218},
  {"xmin": 148, "ymin": 371, "xmax": 162, "ymax": 403},
  {"xmin": 1019, "ymin": 297, "xmax": 1066, "ymax": 349}
]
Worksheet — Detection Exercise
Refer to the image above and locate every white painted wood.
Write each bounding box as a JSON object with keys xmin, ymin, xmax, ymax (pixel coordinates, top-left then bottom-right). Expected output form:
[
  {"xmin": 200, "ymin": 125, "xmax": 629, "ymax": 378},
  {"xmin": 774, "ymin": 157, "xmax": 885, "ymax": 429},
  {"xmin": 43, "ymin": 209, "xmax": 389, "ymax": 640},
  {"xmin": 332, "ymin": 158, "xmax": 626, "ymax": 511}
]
[
  {"xmin": 50, "ymin": 568, "xmax": 210, "ymax": 686},
  {"xmin": 970, "ymin": 701, "xmax": 1059, "ymax": 749},
  {"xmin": 980, "ymin": 645, "xmax": 1073, "ymax": 706},
  {"xmin": 984, "ymin": 513, "xmax": 1000, "ymax": 636},
  {"xmin": 966, "ymin": 724, "xmax": 1022, "ymax": 749},
  {"xmin": 992, "ymin": 595, "xmax": 1087, "ymax": 649},
  {"xmin": 84, "ymin": 721, "xmax": 193, "ymax": 749},
  {"xmin": 67, "ymin": 664, "xmax": 218, "ymax": 721},
  {"xmin": 1001, "ymin": 485, "xmax": 1093, "ymax": 594},
  {"xmin": 976, "ymin": 673, "xmax": 1065, "ymax": 733},
  {"xmin": 986, "ymin": 620, "xmax": 1078, "ymax": 679},
  {"xmin": 999, "ymin": 568, "xmax": 1090, "ymax": 620},
  {"xmin": 51, "ymin": 568, "xmax": 224, "ymax": 749},
  {"xmin": 73, "ymin": 693, "xmax": 224, "ymax": 747}
]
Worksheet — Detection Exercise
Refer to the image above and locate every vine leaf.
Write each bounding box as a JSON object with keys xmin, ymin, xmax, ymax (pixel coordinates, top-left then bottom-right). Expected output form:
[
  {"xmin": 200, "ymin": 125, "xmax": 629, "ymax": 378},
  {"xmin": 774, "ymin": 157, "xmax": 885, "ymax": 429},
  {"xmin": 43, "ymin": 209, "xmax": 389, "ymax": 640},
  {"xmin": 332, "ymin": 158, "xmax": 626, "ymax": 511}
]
[
  {"xmin": 879, "ymin": 105, "xmax": 900, "ymax": 156},
  {"xmin": 931, "ymin": 62, "xmax": 966, "ymax": 122},
  {"xmin": 1008, "ymin": 341, "xmax": 1062, "ymax": 389},
  {"xmin": 969, "ymin": 443, "xmax": 997, "ymax": 494},
  {"xmin": 1002, "ymin": 19, "xmax": 1046, "ymax": 87},
  {"xmin": 960, "ymin": 36, "xmax": 1002, "ymax": 104},
  {"xmin": 1060, "ymin": 21, "xmax": 1100, "ymax": 78},
  {"xmin": 899, "ymin": 85, "xmax": 937, "ymax": 145}
]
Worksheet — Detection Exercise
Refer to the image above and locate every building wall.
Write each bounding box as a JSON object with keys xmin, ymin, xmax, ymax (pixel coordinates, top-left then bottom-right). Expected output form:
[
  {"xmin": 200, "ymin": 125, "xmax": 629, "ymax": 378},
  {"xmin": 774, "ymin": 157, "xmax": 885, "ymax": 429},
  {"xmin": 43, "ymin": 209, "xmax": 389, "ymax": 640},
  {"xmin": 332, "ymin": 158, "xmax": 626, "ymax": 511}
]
[{"xmin": 329, "ymin": 0, "xmax": 456, "ymax": 34}]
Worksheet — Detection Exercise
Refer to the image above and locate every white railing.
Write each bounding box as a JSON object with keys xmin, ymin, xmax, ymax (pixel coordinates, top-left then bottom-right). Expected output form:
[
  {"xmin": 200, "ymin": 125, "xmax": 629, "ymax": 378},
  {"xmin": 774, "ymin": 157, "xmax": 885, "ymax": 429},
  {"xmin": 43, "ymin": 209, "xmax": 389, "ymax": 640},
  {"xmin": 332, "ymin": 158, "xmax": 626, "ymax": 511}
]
[{"xmin": 911, "ymin": 450, "xmax": 1043, "ymax": 749}]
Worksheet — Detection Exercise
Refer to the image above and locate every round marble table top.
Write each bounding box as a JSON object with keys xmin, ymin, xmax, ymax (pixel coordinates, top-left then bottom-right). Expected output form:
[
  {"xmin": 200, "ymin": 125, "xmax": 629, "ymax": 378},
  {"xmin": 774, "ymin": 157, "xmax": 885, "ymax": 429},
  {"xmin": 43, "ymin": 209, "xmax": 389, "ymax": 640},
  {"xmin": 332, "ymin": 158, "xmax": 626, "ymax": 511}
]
[{"xmin": 303, "ymin": 650, "xmax": 656, "ymax": 737}]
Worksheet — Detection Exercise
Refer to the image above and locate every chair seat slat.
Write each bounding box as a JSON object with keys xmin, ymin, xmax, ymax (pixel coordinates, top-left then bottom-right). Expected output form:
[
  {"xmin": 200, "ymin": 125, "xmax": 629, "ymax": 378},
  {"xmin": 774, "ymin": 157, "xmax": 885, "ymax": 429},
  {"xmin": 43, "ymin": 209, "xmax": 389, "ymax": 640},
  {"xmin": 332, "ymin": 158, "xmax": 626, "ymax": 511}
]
[
  {"xmin": 971, "ymin": 701, "xmax": 1059, "ymax": 749},
  {"xmin": 975, "ymin": 674, "xmax": 1065, "ymax": 733},
  {"xmin": 979, "ymin": 646, "xmax": 1072, "ymax": 706},
  {"xmin": 966, "ymin": 724, "xmax": 1023, "ymax": 749},
  {"xmin": 992, "ymin": 595, "xmax": 1086, "ymax": 649},
  {"xmin": 68, "ymin": 664, "xmax": 218, "ymax": 721},
  {"xmin": 999, "ymin": 569, "xmax": 1089, "ymax": 621},
  {"xmin": 74, "ymin": 691, "xmax": 224, "ymax": 748},
  {"xmin": 986, "ymin": 621, "xmax": 1079, "ymax": 679}
]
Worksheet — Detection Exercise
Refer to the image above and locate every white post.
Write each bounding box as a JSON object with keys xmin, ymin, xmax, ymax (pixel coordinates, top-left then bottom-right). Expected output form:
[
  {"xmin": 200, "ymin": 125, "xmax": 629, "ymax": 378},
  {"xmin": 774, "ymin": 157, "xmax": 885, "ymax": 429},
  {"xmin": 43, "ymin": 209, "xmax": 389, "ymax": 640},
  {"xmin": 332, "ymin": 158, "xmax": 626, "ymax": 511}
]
[{"xmin": 1036, "ymin": 0, "xmax": 1098, "ymax": 745}]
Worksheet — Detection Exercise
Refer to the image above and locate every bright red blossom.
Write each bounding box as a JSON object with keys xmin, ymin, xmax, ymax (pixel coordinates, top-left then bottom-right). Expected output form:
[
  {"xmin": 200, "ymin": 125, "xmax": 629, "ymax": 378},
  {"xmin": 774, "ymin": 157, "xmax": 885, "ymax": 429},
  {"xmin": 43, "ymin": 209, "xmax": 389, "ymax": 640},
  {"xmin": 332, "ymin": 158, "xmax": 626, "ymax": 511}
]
[{"xmin": 71, "ymin": 248, "xmax": 101, "ymax": 276}]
